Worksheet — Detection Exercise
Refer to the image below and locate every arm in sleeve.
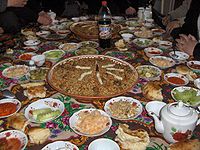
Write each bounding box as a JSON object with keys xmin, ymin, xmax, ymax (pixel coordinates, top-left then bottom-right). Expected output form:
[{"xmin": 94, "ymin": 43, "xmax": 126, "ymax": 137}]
[
  {"xmin": 0, "ymin": 0, "xmax": 8, "ymax": 12},
  {"xmin": 193, "ymin": 43, "xmax": 200, "ymax": 60},
  {"xmin": 169, "ymin": 0, "xmax": 192, "ymax": 21}
]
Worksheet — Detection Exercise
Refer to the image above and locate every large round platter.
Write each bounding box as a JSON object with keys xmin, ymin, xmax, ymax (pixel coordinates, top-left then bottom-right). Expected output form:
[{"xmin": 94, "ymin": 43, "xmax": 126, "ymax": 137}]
[
  {"xmin": 69, "ymin": 109, "xmax": 112, "ymax": 137},
  {"xmin": 149, "ymin": 56, "xmax": 176, "ymax": 69},
  {"xmin": 171, "ymin": 86, "xmax": 200, "ymax": 107},
  {"xmin": 104, "ymin": 96, "xmax": 143, "ymax": 120},
  {"xmin": 187, "ymin": 60, "xmax": 200, "ymax": 72},
  {"xmin": 47, "ymin": 55, "xmax": 138, "ymax": 100},
  {"xmin": 164, "ymin": 73, "xmax": 189, "ymax": 86},
  {"xmin": 169, "ymin": 51, "xmax": 189, "ymax": 60},
  {"xmin": 2, "ymin": 65, "xmax": 29, "ymax": 79},
  {"xmin": 0, "ymin": 130, "xmax": 28, "ymax": 150},
  {"xmin": 136, "ymin": 65, "xmax": 161, "ymax": 81},
  {"xmin": 132, "ymin": 38, "xmax": 154, "ymax": 48},
  {"xmin": 42, "ymin": 141, "xmax": 79, "ymax": 150},
  {"xmin": 24, "ymin": 98, "xmax": 65, "ymax": 123},
  {"xmin": 70, "ymin": 21, "xmax": 121, "ymax": 40},
  {"xmin": 0, "ymin": 98, "xmax": 21, "ymax": 118}
]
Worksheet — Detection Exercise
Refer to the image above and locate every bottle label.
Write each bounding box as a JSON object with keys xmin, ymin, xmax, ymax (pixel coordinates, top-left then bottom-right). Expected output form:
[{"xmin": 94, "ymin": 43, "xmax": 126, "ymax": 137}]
[{"xmin": 99, "ymin": 24, "xmax": 111, "ymax": 39}]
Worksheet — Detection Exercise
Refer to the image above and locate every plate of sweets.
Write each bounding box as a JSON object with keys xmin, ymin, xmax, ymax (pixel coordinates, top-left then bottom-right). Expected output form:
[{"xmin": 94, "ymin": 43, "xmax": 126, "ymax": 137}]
[
  {"xmin": 2, "ymin": 65, "xmax": 29, "ymax": 79},
  {"xmin": 149, "ymin": 56, "xmax": 176, "ymax": 69},
  {"xmin": 104, "ymin": 96, "xmax": 143, "ymax": 120},
  {"xmin": 187, "ymin": 61, "xmax": 200, "ymax": 72},
  {"xmin": 164, "ymin": 73, "xmax": 189, "ymax": 86},
  {"xmin": 24, "ymin": 98, "xmax": 65, "ymax": 123},
  {"xmin": 69, "ymin": 109, "xmax": 112, "ymax": 137}
]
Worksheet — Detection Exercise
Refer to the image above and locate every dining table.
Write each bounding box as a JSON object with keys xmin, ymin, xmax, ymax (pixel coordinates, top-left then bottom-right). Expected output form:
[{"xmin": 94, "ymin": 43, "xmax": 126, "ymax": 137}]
[{"xmin": 0, "ymin": 16, "xmax": 199, "ymax": 150}]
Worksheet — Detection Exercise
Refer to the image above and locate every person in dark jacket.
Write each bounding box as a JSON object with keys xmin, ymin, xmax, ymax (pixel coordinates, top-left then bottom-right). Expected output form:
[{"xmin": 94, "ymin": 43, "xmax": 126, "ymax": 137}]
[
  {"xmin": 84, "ymin": 0, "xmax": 138, "ymax": 15},
  {"xmin": 0, "ymin": 0, "xmax": 52, "ymax": 34},
  {"xmin": 175, "ymin": 0, "xmax": 200, "ymax": 60}
]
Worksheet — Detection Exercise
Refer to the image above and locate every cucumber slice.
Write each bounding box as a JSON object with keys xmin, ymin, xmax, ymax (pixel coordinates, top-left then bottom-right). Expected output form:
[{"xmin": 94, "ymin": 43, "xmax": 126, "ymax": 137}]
[
  {"xmin": 32, "ymin": 108, "xmax": 52, "ymax": 120},
  {"xmin": 36, "ymin": 110, "xmax": 61, "ymax": 122}
]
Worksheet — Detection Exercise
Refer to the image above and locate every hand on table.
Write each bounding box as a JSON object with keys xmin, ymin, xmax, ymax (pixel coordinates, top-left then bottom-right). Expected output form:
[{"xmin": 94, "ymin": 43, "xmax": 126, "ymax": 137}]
[
  {"xmin": 125, "ymin": 7, "xmax": 136, "ymax": 16},
  {"xmin": 7, "ymin": 0, "xmax": 28, "ymax": 7},
  {"xmin": 162, "ymin": 15, "xmax": 170, "ymax": 26},
  {"xmin": 176, "ymin": 34, "xmax": 198, "ymax": 56},
  {"xmin": 37, "ymin": 11, "xmax": 52, "ymax": 26},
  {"xmin": 166, "ymin": 20, "xmax": 181, "ymax": 34},
  {"xmin": 0, "ymin": 27, "xmax": 4, "ymax": 34}
]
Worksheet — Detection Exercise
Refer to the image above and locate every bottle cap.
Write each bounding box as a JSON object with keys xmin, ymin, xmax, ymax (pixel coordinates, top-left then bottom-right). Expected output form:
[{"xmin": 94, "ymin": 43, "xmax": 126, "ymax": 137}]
[{"xmin": 102, "ymin": 1, "xmax": 107, "ymax": 6}]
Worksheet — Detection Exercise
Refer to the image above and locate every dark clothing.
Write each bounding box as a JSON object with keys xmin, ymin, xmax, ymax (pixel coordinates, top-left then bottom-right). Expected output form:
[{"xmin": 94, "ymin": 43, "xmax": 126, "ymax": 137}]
[
  {"xmin": 171, "ymin": 0, "xmax": 200, "ymax": 40},
  {"xmin": 194, "ymin": 43, "xmax": 200, "ymax": 60},
  {"xmin": 85, "ymin": 0, "xmax": 138, "ymax": 15}
]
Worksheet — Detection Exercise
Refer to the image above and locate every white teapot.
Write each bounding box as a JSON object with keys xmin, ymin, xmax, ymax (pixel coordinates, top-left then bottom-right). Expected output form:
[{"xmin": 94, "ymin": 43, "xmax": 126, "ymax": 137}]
[{"xmin": 149, "ymin": 101, "xmax": 200, "ymax": 143}]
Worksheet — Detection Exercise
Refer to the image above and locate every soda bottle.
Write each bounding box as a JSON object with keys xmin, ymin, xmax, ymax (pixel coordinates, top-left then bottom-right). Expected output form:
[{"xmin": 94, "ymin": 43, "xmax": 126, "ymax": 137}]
[{"xmin": 98, "ymin": 1, "xmax": 112, "ymax": 49}]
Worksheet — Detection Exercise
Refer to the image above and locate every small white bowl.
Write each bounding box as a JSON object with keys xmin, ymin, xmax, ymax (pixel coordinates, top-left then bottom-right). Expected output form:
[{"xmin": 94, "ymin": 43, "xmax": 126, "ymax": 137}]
[
  {"xmin": 31, "ymin": 54, "xmax": 45, "ymax": 67},
  {"xmin": 158, "ymin": 40, "xmax": 172, "ymax": 49},
  {"xmin": 145, "ymin": 101, "xmax": 166, "ymax": 117},
  {"xmin": 24, "ymin": 39, "xmax": 41, "ymax": 46},
  {"xmin": 194, "ymin": 78, "xmax": 200, "ymax": 89},
  {"xmin": 72, "ymin": 17, "xmax": 80, "ymax": 22},
  {"xmin": 88, "ymin": 138, "xmax": 120, "ymax": 150},
  {"xmin": 121, "ymin": 33, "xmax": 133, "ymax": 42}
]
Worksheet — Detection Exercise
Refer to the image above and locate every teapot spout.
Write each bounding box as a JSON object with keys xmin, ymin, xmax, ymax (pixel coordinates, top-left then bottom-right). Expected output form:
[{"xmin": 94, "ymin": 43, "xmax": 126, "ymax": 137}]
[{"xmin": 149, "ymin": 112, "xmax": 164, "ymax": 133}]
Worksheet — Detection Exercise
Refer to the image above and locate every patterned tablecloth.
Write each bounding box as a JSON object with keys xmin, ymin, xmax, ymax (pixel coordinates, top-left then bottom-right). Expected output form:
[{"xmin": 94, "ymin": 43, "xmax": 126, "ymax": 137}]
[{"xmin": 0, "ymin": 19, "xmax": 199, "ymax": 150}]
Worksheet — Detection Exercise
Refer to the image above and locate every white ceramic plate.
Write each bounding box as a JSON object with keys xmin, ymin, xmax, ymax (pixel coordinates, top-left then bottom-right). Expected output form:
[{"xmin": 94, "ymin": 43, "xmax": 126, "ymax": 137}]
[
  {"xmin": 42, "ymin": 141, "xmax": 79, "ymax": 150},
  {"xmin": 79, "ymin": 41, "xmax": 99, "ymax": 48},
  {"xmin": 36, "ymin": 31, "xmax": 50, "ymax": 37},
  {"xmin": 132, "ymin": 38, "xmax": 154, "ymax": 48},
  {"xmin": 149, "ymin": 56, "xmax": 176, "ymax": 69},
  {"xmin": 104, "ymin": 96, "xmax": 143, "ymax": 120},
  {"xmin": 0, "ymin": 130, "xmax": 28, "ymax": 150},
  {"xmin": 136, "ymin": 65, "xmax": 161, "ymax": 81},
  {"xmin": 75, "ymin": 47, "xmax": 99, "ymax": 55},
  {"xmin": 19, "ymin": 52, "xmax": 36, "ymax": 62},
  {"xmin": 126, "ymin": 20, "xmax": 140, "ymax": 27},
  {"xmin": 88, "ymin": 138, "xmax": 120, "ymax": 150},
  {"xmin": 144, "ymin": 47, "xmax": 163, "ymax": 57},
  {"xmin": 171, "ymin": 86, "xmax": 200, "ymax": 107},
  {"xmin": 69, "ymin": 109, "xmax": 112, "ymax": 137},
  {"xmin": 58, "ymin": 43, "xmax": 80, "ymax": 51},
  {"xmin": 43, "ymin": 49, "xmax": 65, "ymax": 61},
  {"xmin": 169, "ymin": 51, "xmax": 189, "ymax": 60},
  {"xmin": 194, "ymin": 78, "xmax": 200, "ymax": 89},
  {"xmin": 134, "ymin": 31, "xmax": 153, "ymax": 38},
  {"xmin": 24, "ymin": 98, "xmax": 65, "ymax": 123},
  {"xmin": 164, "ymin": 73, "xmax": 189, "ymax": 86},
  {"xmin": 151, "ymin": 28, "xmax": 165, "ymax": 36},
  {"xmin": 0, "ymin": 98, "xmax": 21, "ymax": 118},
  {"xmin": 24, "ymin": 39, "xmax": 41, "ymax": 46},
  {"xmin": 2, "ymin": 65, "xmax": 29, "ymax": 79},
  {"xmin": 187, "ymin": 61, "xmax": 200, "ymax": 72},
  {"xmin": 158, "ymin": 40, "xmax": 172, "ymax": 49}
]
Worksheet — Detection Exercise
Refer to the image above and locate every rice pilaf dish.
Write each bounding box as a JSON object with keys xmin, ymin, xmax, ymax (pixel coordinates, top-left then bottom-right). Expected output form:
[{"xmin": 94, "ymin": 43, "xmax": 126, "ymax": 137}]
[{"xmin": 48, "ymin": 55, "xmax": 138, "ymax": 98}]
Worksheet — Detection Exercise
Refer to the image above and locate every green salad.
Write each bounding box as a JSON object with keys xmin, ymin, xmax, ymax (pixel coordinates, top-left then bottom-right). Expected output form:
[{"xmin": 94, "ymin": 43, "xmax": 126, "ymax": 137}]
[
  {"xmin": 135, "ymin": 39, "xmax": 151, "ymax": 46},
  {"xmin": 173, "ymin": 88, "xmax": 200, "ymax": 106},
  {"xmin": 44, "ymin": 50, "xmax": 64, "ymax": 60}
]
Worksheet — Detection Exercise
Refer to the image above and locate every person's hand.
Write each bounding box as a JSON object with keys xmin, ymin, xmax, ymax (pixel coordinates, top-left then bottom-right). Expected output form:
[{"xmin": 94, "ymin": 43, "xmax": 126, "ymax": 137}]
[
  {"xmin": 37, "ymin": 11, "xmax": 52, "ymax": 26},
  {"xmin": 7, "ymin": 0, "xmax": 27, "ymax": 7},
  {"xmin": 176, "ymin": 34, "xmax": 198, "ymax": 56},
  {"xmin": 125, "ymin": 7, "xmax": 136, "ymax": 15},
  {"xmin": 0, "ymin": 27, "xmax": 4, "ymax": 34},
  {"xmin": 162, "ymin": 15, "xmax": 170, "ymax": 26},
  {"xmin": 166, "ymin": 20, "xmax": 181, "ymax": 34}
]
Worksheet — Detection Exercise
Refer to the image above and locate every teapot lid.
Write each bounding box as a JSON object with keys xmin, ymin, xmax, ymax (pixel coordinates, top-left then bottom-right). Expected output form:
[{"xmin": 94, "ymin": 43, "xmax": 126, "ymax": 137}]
[{"xmin": 168, "ymin": 101, "xmax": 192, "ymax": 117}]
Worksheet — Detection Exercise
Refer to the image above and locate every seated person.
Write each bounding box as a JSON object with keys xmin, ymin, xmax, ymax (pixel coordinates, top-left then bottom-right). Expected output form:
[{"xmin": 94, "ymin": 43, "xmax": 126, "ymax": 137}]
[
  {"xmin": 162, "ymin": 0, "xmax": 192, "ymax": 34},
  {"xmin": 84, "ymin": 0, "xmax": 137, "ymax": 16},
  {"xmin": 0, "ymin": 0, "xmax": 52, "ymax": 34},
  {"xmin": 176, "ymin": 34, "xmax": 200, "ymax": 60}
]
